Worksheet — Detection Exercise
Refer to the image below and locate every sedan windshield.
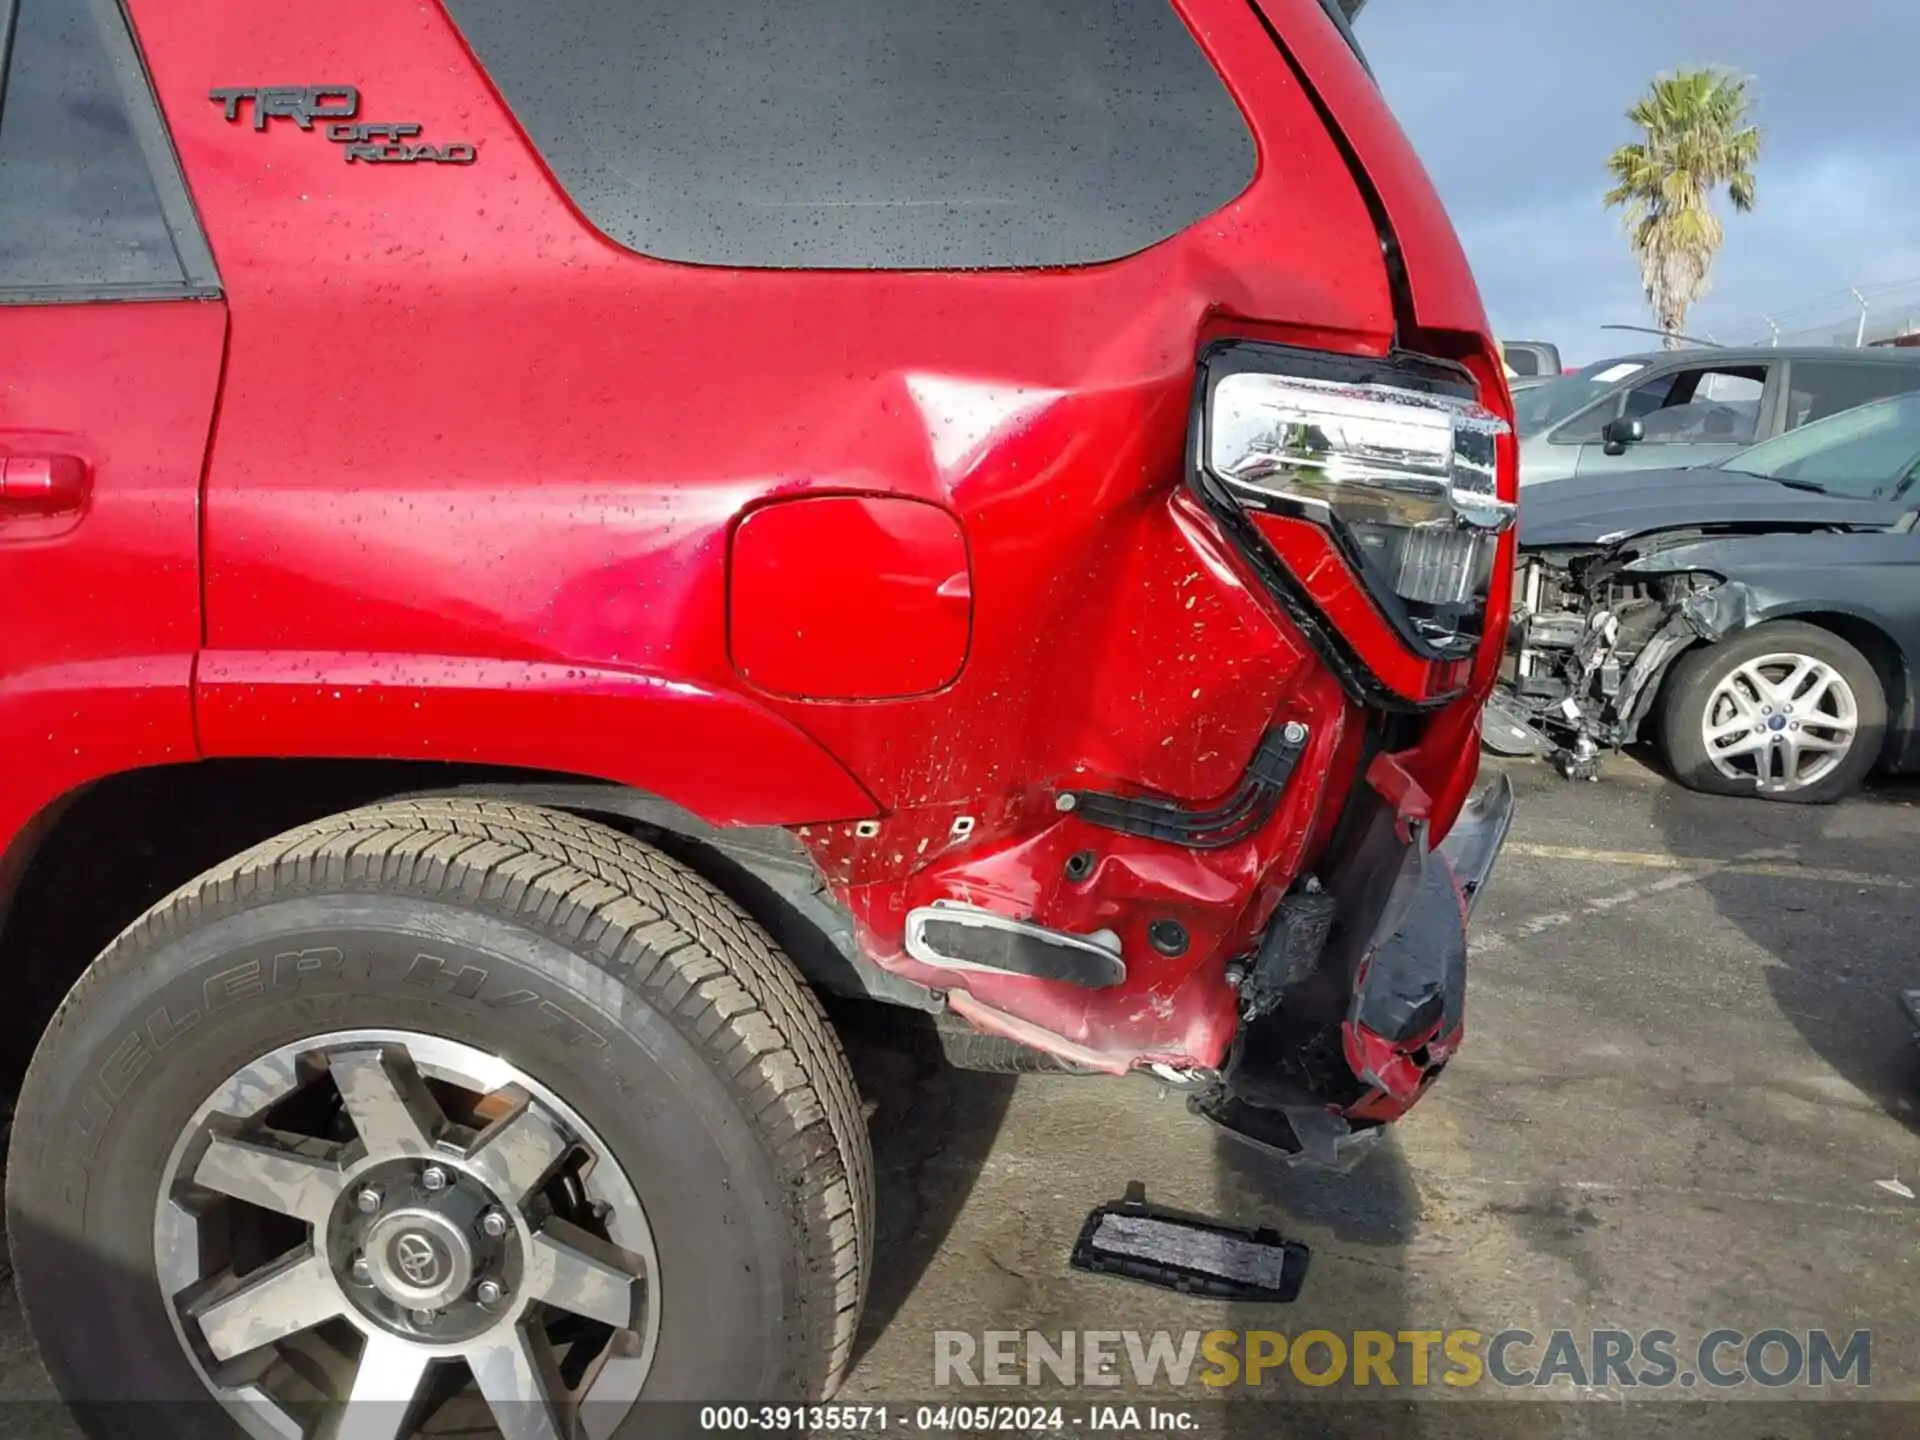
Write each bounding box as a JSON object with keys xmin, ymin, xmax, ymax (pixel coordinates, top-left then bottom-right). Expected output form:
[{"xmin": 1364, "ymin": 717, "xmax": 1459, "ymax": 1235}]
[
  {"xmin": 1511, "ymin": 360, "xmax": 1648, "ymax": 437},
  {"xmin": 1718, "ymin": 390, "xmax": 1920, "ymax": 497}
]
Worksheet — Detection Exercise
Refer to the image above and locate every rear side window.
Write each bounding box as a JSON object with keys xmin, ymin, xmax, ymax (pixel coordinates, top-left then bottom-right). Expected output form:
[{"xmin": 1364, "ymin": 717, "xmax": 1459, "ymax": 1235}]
[
  {"xmin": 442, "ymin": 0, "xmax": 1256, "ymax": 270},
  {"xmin": 0, "ymin": 0, "xmax": 216, "ymax": 301},
  {"xmin": 1784, "ymin": 360, "xmax": 1920, "ymax": 428}
]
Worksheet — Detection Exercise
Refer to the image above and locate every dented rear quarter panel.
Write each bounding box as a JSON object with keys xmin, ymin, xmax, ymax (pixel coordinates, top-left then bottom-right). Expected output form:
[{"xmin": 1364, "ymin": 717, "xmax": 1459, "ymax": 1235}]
[{"xmin": 0, "ymin": 0, "xmax": 1507, "ymax": 1075}]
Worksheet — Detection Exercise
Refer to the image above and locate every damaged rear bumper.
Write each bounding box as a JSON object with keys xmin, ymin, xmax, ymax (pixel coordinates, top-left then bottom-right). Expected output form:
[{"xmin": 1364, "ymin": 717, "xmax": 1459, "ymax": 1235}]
[{"xmin": 1195, "ymin": 768, "xmax": 1513, "ymax": 1167}]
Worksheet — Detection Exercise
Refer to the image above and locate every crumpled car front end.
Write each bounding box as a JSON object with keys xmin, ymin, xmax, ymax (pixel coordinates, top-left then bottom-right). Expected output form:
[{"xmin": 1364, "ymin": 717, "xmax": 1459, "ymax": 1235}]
[{"xmin": 1492, "ymin": 546, "xmax": 1745, "ymax": 778}]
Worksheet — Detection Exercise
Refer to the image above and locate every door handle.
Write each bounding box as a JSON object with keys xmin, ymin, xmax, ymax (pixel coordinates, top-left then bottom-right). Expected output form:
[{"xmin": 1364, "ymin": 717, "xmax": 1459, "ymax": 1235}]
[{"xmin": 0, "ymin": 454, "xmax": 90, "ymax": 514}]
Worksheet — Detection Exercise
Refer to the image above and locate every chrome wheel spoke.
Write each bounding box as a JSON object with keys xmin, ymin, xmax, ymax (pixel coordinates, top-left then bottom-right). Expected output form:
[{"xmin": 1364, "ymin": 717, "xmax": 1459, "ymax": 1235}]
[
  {"xmin": 525, "ymin": 1218, "xmax": 642, "ymax": 1330},
  {"xmin": 1796, "ymin": 726, "xmax": 1851, "ymax": 752},
  {"xmin": 1797, "ymin": 668, "xmax": 1838, "ymax": 710},
  {"xmin": 464, "ymin": 1090, "xmax": 572, "ymax": 1204},
  {"xmin": 328, "ymin": 1334, "xmax": 435, "ymax": 1440},
  {"xmin": 330, "ymin": 1047, "xmax": 443, "ymax": 1161},
  {"xmin": 1706, "ymin": 713, "xmax": 1755, "ymax": 743},
  {"xmin": 191, "ymin": 1250, "xmax": 344, "ymax": 1363},
  {"xmin": 1774, "ymin": 656, "xmax": 1816, "ymax": 704},
  {"xmin": 1720, "ymin": 681, "xmax": 1761, "ymax": 720},
  {"xmin": 1711, "ymin": 728, "xmax": 1767, "ymax": 759},
  {"xmin": 469, "ymin": 1327, "xmax": 571, "ymax": 1440},
  {"xmin": 193, "ymin": 1133, "xmax": 343, "ymax": 1225},
  {"xmin": 1777, "ymin": 737, "xmax": 1806, "ymax": 788}
]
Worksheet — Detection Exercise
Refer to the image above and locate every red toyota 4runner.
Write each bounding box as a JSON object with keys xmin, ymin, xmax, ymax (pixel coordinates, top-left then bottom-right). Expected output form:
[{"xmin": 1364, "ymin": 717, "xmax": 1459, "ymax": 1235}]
[{"xmin": 0, "ymin": 0, "xmax": 1515, "ymax": 1433}]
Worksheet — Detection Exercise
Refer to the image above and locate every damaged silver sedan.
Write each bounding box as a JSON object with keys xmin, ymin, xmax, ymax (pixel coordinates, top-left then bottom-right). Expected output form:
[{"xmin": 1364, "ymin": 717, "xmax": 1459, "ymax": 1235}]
[{"xmin": 1489, "ymin": 391, "xmax": 1920, "ymax": 803}]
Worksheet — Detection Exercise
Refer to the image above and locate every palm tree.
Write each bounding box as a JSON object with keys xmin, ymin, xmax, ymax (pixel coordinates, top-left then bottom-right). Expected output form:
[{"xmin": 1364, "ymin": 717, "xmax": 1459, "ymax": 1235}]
[{"xmin": 1604, "ymin": 69, "xmax": 1762, "ymax": 347}]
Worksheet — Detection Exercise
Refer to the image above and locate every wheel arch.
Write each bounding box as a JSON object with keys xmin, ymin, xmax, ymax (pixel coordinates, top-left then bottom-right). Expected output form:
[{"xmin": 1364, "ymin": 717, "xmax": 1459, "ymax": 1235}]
[
  {"xmin": 192, "ymin": 652, "xmax": 881, "ymax": 829},
  {"xmin": 0, "ymin": 757, "xmax": 930, "ymax": 1097}
]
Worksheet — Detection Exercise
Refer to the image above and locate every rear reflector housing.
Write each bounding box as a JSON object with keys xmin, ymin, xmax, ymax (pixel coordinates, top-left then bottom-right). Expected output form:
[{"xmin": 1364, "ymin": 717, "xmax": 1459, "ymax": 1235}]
[{"xmin": 1191, "ymin": 343, "xmax": 1515, "ymax": 705}]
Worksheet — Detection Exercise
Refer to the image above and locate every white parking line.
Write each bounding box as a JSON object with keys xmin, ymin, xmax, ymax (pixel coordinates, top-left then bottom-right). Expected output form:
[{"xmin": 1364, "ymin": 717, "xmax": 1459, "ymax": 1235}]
[
  {"xmin": 1476, "ymin": 843, "xmax": 1910, "ymax": 951},
  {"xmin": 1503, "ymin": 842, "xmax": 1911, "ymax": 891}
]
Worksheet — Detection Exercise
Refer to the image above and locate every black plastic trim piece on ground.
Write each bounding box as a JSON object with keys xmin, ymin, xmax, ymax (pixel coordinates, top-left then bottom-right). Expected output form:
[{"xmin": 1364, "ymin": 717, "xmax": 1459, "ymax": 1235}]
[{"xmin": 1069, "ymin": 1182, "xmax": 1309, "ymax": 1304}]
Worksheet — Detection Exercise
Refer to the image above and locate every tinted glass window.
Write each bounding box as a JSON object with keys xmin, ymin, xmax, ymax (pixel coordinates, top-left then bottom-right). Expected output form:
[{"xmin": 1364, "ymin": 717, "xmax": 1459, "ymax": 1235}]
[
  {"xmin": 1519, "ymin": 377, "xmax": 1617, "ymax": 438},
  {"xmin": 1526, "ymin": 358, "xmax": 1661, "ymax": 440},
  {"xmin": 1784, "ymin": 361, "xmax": 1920, "ymax": 428},
  {"xmin": 1722, "ymin": 391, "xmax": 1920, "ymax": 498},
  {"xmin": 443, "ymin": 0, "xmax": 1257, "ymax": 270},
  {"xmin": 1637, "ymin": 369, "xmax": 1764, "ymax": 444},
  {"xmin": 1555, "ymin": 364, "xmax": 1768, "ymax": 446},
  {"xmin": 0, "ymin": 0, "xmax": 208, "ymax": 298}
]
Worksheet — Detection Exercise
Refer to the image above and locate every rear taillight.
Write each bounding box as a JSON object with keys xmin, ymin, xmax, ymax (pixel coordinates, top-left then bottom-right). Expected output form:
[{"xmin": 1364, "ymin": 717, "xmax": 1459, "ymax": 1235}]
[{"xmin": 1192, "ymin": 344, "xmax": 1515, "ymax": 703}]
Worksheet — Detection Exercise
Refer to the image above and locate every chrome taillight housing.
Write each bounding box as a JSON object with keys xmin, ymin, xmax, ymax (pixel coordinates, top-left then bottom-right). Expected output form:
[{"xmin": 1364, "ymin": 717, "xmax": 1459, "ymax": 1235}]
[{"xmin": 1195, "ymin": 346, "xmax": 1515, "ymax": 669}]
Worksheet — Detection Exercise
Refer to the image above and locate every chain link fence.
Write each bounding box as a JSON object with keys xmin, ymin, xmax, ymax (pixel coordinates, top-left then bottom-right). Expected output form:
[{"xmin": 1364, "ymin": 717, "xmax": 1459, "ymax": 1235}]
[{"xmin": 1710, "ymin": 278, "xmax": 1920, "ymax": 350}]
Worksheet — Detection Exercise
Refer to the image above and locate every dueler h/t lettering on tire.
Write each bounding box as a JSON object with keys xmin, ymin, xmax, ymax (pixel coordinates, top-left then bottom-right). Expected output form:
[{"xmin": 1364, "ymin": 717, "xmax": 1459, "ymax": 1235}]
[{"xmin": 5, "ymin": 800, "xmax": 873, "ymax": 1439}]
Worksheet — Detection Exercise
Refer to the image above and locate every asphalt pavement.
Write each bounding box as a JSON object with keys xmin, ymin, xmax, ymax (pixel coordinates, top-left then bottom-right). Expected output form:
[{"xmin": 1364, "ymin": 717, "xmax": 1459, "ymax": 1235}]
[
  {"xmin": 831, "ymin": 752, "xmax": 1920, "ymax": 1435},
  {"xmin": 0, "ymin": 751, "xmax": 1916, "ymax": 1437}
]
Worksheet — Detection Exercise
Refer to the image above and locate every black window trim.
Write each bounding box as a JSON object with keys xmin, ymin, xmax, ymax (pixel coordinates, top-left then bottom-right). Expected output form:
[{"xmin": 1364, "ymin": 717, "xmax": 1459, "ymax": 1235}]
[
  {"xmin": 1312, "ymin": 0, "xmax": 1374, "ymax": 78},
  {"xmin": 0, "ymin": 0, "xmax": 221, "ymax": 305}
]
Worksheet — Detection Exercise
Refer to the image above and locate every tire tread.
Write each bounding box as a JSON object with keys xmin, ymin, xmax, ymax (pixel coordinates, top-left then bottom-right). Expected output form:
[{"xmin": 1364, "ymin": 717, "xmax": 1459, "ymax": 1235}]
[{"xmin": 19, "ymin": 798, "xmax": 872, "ymax": 1398}]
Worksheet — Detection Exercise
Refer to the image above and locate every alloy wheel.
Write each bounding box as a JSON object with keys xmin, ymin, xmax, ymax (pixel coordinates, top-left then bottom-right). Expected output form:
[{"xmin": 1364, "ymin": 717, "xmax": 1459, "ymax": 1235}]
[
  {"xmin": 1700, "ymin": 651, "xmax": 1859, "ymax": 794},
  {"xmin": 155, "ymin": 1030, "xmax": 659, "ymax": 1440}
]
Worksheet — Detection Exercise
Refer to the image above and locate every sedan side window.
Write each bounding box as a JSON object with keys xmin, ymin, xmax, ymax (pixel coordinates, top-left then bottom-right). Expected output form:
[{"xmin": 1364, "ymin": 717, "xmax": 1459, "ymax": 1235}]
[
  {"xmin": 1627, "ymin": 365, "xmax": 1767, "ymax": 445},
  {"xmin": 1783, "ymin": 361, "xmax": 1920, "ymax": 429}
]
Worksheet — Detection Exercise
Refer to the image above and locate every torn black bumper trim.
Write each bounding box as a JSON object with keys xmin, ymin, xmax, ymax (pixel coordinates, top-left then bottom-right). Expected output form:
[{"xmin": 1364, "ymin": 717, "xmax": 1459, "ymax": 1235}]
[{"xmin": 1061, "ymin": 722, "xmax": 1309, "ymax": 850}]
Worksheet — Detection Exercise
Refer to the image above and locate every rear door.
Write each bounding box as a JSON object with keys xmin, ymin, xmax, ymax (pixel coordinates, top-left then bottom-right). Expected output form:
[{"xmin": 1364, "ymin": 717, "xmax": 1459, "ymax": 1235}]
[{"xmin": 0, "ymin": 0, "xmax": 224, "ymax": 845}]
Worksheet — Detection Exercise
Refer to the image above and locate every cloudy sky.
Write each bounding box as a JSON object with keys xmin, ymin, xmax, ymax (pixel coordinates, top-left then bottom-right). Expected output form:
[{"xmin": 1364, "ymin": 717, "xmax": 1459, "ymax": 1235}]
[{"xmin": 1360, "ymin": 0, "xmax": 1920, "ymax": 363}]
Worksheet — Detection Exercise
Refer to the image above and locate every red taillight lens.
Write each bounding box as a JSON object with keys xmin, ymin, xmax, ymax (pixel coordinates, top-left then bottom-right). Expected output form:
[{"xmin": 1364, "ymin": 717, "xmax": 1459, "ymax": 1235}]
[
  {"xmin": 1191, "ymin": 343, "xmax": 1515, "ymax": 706},
  {"xmin": 1206, "ymin": 349, "xmax": 1513, "ymax": 644}
]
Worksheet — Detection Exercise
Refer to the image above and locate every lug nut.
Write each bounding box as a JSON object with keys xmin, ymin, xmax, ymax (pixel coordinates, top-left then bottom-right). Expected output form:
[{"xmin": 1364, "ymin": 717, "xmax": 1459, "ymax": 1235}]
[
  {"xmin": 355, "ymin": 1185, "xmax": 383, "ymax": 1214},
  {"xmin": 480, "ymin": 1209, "xmax": 510, "ymax": 1239},
  {"xmin": 421, "ymin": 1165, "xmax": 449, "ymax": 1192},
  {"xmin": 350, "ymin": 1255, "xmax": 373, "ymax": 1287},
  {"xmin": 477, "ymin": 1279, "xmax": 507, "ymax": 1307},
  {"xmin": 410, "ymin": 1308, "xmax": 438, "ymax": 1328}
]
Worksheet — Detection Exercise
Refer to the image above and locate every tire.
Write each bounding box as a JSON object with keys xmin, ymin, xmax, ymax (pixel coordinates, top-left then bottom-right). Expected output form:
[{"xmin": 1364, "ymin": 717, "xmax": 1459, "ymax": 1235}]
[
  {"xmin": 1659, "ymin": 621, "xmax": 1886, "ymax": 804},
  {"xmin": 6, "ymin": 799, "xmax": 872, "ymax": 1440}
]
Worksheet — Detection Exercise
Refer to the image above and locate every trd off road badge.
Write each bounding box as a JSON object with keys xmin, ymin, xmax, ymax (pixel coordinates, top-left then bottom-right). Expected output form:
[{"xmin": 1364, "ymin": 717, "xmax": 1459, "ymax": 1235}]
[{"xmin": 209, "ymin": 85, "xmax": 477, "ymax": 165}]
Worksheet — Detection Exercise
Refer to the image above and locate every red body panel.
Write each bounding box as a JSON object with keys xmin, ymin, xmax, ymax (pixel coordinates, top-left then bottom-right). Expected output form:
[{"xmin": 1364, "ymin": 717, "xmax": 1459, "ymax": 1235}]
[
  {"xmin": 0, "ymin": 302, "xmax": 225, "ymax": 858},
  {"xmin": 1250, "ymin": 0, "xmax": 1490, "ymax": 339},
  {"xmin": 0, "ymin": 0, "xmax": 1510, "ymax": 1080}
]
